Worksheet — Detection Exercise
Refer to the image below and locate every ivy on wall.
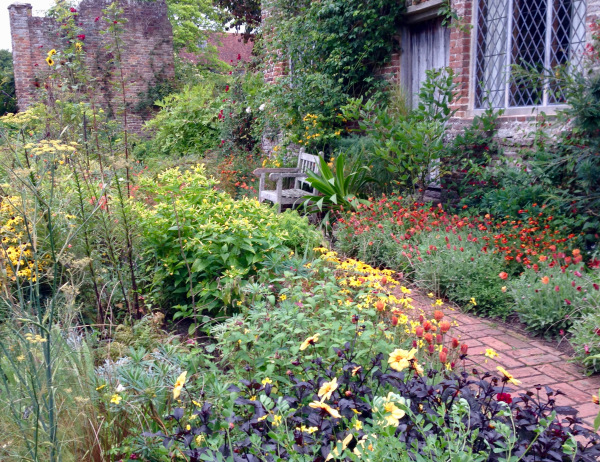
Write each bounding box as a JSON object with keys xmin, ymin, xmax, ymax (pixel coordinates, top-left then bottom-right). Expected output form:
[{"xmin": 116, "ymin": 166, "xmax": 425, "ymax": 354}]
[{"xmin": 260, "ymin": 0, "xmax": 405, "ymax": 152}]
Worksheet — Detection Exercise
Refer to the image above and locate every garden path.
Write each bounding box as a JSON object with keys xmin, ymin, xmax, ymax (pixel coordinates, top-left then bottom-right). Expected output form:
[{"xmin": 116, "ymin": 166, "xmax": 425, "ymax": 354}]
[{"xmin": 409, "ymin": 292, "xmax": 600, "ymax": 430}]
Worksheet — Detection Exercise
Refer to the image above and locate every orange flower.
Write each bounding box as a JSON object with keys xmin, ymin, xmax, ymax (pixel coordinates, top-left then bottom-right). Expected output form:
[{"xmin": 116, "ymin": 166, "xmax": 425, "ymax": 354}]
[
  {"xmin": 433, "ymin": 310, "xmax": 444, "ymax": 321},
  {"xmin": 499, "ymin": 272, "xmax": 508, "ymax": 280},
  {"xmin": 439, "ymin": 321, "xmax": 451, "ymax": 333},
  {"xmin": 541, "ymin": 276, "xmax": 550, "ymax": 284}
]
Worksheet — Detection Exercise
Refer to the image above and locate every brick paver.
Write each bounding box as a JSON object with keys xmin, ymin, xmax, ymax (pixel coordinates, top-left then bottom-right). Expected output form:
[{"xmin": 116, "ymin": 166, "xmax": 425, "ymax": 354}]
[
  {"xmin": 456, "ymin": 313, "xmax": 600, "ymax": 430},
  {"xmin": 408, "ymin": 291, "xmax": 600, "ymax": 431}
]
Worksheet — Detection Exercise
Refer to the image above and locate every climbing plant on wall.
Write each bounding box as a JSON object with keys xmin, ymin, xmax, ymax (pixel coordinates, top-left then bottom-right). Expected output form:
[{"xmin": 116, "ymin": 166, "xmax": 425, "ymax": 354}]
[{"xmin": 260, "ymin": 0, "xmax": 405, "ymax": 152}]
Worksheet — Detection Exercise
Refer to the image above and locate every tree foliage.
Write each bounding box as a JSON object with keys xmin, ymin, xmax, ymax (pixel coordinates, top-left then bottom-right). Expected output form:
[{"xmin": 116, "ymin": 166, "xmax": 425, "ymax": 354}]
[
  {"xmin": 0, "ymin": 50, "xmax": 17, "ymax": 116},
  {"xmin": 214, "ymin": 0, "xmax": 261, "ymax": 43}
]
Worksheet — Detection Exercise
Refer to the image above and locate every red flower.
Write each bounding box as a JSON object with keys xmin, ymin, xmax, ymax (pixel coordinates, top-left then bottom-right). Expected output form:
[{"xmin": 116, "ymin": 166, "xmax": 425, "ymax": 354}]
[
  {"xmin": 225, "ymin": 85, "xmax": 230, "ymax": 92},
  {"xmin": 440, "ymin": 320, "xmax": 451, "ymax": 333},
  {"xmin": 95, "ymin": 16, "xmax": 101, "ymax": 22},
  {"xmin": 460, "ymin": 343, "xmax": 469, "ymax": 355},
  {"xmin": 70, "ymin": 7, "xmax": 77, "ymax": 13},
  {"xmin": 77, "ymin": 34, "xmax": 86, "ymax": 41},
  {"xmin": 497, "ymin": 393, "xmax": 512, "ymax": 404},
  {"xmin": 499, "ymin": 272, "xmax": 508, "ymax": 280},
  {"xmin": 415, "ymin": 326, "xmax": 424, "ymax": 338},
  {"xmin": 439, "ymin": 351, "xmax": 447, "ymax": 363},
  {"xmin": 564, "ymin": 299, "xmax": 572, "ymax": 305},
  {"xmin": 451, "ymin": 337, "xmax": 459, "ymax": 348}
]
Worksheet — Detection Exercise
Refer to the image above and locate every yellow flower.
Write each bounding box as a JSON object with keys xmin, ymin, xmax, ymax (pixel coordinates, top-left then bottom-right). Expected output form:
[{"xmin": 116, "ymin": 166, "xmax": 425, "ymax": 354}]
[
  {"xmin": 261, "ymin": 377, "xmax": 273, "ymax": 385},
  {"xmin": 279, "ymin": 294, "xmax": 287, "ymax": 301},
  {"xmin": 427, "ymin": 293, "xmax": 434, "ymax": 298},
  {"xmin": 318, "ymin": 377, "xmax": 338, "ymax": 401},
  {"xmin": 95, "ymin": 384, "xmax": 106, "ymax": 391},
  {"xmin": 300, "ymin": 333, "xmax": 320, "ymax": 351},
  {"xmin": 354, "ymin": 419, "xmax": 363, "ymax": 430},
  {"xmin": 110, "ymin": 394, "xmax": 122, "ymax": 405},
  {"xmin": 48, "ymin": 49, "xmax": 57, "ymax": 56},
  {"xmin": 309, "ymin": 401, "xmax": 341, "ymax": 418},
  {"xmin": 383, "ymin": 401, "xmax": 405, "ymax": 426},
  {"xmin": 496, "ymin": 366, "xmax": 521, "ymax": 385},
  {"xmin": 501, "ymin": 286, "xmax": 507, "ymax": 293},
  {"xmin": 75, "ymin": 42, "xmax": 82, "ymax": 52},
  {"xmin": 273, "ymin": 414, "xmax": 282, "ymax": 426},
  {"xmin": 484, "ymin": 349, "xmax": 499, "ymax": 359},
  {"xmin": 297, "ymin": 425, "xmax": 318, "ymax": 433},
  {"xmin": 173, "ymin": 371, "xmax": 187, "ymax": 399},
  {"xmin": 351, "ymin": 366, "xmax": 362, "ymax": 377},
  {"xmin": 388, "ymin": 348, "xmax": 416, "ymax": 372},
  {"xmin": 195, "ymin": 434, "xmax": 205, "ymax": 445},
  {"xmin": 435, "ymin": 299, "xmax": 444, "ymax": 306},
  {"xmin": 326, "ymin": 433, "xmax": 353, "ymax": 461},
  {"xmin": 593, "ymin": 395, "xmax": 599, "ymax": 405},
  {"xmin": 470, "ymin": 297, "xmax": 477, "ymax": 306},
  {"xmin": 46, "ymin": 57, "xmax": 54, "ymax": 66}
]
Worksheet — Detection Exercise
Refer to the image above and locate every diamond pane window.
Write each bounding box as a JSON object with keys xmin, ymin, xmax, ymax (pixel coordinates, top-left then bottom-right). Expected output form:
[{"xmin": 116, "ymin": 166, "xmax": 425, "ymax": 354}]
[{"xmin": 475, "ymin": 0, "xmax": 587, "ymax": 109}]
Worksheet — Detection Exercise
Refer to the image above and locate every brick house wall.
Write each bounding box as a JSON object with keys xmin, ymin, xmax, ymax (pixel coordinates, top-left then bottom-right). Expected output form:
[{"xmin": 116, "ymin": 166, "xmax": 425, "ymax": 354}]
[
  {"xmin": 8, "ymin": 0, "xmax": 175, "ymax": 132},
  {"xmin": 262, "ymin": 0, "xmax": 600, "ymax": 155}
]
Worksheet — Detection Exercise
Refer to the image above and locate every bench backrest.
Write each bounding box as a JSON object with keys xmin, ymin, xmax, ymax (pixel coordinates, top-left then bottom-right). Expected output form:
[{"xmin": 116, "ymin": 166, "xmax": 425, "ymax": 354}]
[{"xmin": 295, "ymin": 149, "xmax": 320, "ymax": 192}]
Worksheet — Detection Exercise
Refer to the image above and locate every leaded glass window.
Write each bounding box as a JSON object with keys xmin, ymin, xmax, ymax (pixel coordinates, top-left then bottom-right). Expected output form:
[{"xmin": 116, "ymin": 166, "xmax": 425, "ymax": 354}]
[{"xmin": 475, "ymin": 0, "xmax": 587, "ymax": 109}]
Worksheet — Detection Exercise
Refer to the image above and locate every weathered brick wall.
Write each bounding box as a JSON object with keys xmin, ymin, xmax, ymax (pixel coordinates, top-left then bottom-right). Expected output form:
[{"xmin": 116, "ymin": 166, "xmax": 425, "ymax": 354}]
[{"xmin": 9, "ymin": 0, "xmax": 175, "ymax": 132}]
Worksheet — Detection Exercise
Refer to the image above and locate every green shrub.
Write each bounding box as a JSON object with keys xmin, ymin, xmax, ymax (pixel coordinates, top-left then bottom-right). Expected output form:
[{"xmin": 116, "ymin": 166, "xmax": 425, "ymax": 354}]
[
  {"xmin": 413, "ymin": 232, "xmax": 513, "ymax": 318},
  {"xmin": 145, "ymin": 80, "xmax": 222, "ymax": 157},
  {"xmin": 510, "ymin": 265, "xmax": 600, "ymax": 337},
  {"xmin": 570, "ymin": 310, "xmax": 600, "ymax": 374},
  {"xmin": 136, "ymin": 165, "xmax": 320, "ymax": 318}
]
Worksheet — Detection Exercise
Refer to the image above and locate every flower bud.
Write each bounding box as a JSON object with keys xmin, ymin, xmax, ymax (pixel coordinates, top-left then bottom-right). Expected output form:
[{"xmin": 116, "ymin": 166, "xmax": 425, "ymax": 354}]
[
  {"xmin": 424, "ymin": 333, "xmax": 433, "ymax": 344},
  {"xmin": 439, "ymin": 351, "xmax": 447, "ymax": 363},
  {"xmin": 440, "ymin": 320, "xmax": 451, "ymax": 333},
  {"xmin": 460, "ymin": 343, "xmax": 469, "ymax": 355},
  {"xmin": 423, "ymin": 321, "xmax": 432, "ymax": 332},
  {"xmin": 428, "ymin": 344, "xmax": 435, "ymax": 354},
  {"xmin": 391, "ymin": 316, "xmax": 398, "ymax": 326},
  {"xmin": 415, "ymin": 326, "xmax": 424, "ymax": 338},
  {"xmin": 436, "ymin": 334, "xmax": 443, "ymax": 344},
  {"xmin": 451, "ymin": 338, "xmax": 459, "ymax": 348}
]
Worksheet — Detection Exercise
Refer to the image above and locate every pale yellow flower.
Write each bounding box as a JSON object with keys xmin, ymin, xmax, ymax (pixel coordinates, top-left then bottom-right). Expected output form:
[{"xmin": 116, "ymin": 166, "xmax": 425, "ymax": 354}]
[
  {"xmin": 388, "ymin": 348, "xmax": 416, "ymax": 372},
  {"xmin": 173, "ymin": 371, "xmax": 187, "ymax": 399},
  {"xmin": 318, "ymin": 377, "xmax": 338, "ymax": 401},
  {"xmin": 300, "ymin": 333, "xmax": 320, "ymax": 351},
  {"xmin": 497, "ymin": 366, "xmax": 521, "ymax": 385}
]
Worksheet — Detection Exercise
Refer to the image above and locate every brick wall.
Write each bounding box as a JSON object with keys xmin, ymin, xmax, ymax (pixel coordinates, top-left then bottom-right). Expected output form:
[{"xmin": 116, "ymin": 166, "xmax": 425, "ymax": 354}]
[{"xmin": 8, "ymin": 0, "xmax": 175, "ymax": 132}]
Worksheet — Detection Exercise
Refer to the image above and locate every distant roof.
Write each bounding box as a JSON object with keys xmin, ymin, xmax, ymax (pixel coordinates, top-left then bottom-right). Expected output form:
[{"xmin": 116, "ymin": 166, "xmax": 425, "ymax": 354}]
[{"xmin": 180, "ymin": 32, "xmax": 254, "ymax": 66}]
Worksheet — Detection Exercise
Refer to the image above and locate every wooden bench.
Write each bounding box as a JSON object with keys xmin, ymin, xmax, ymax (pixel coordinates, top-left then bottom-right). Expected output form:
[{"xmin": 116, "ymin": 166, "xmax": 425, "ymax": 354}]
[{"xmin": 253, "ymin": 150, "xmax": 320, "ymax": 213}]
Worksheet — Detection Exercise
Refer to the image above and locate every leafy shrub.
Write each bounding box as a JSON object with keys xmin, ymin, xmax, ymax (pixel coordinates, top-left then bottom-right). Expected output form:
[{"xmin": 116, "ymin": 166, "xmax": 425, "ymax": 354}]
[
  {"xmin": 413, "ymin": 232, "xmax": 513, "ymax": 318},
  {"xmin": 510, "ymin": 264, "xmax": 600, "ymax": 337},
  {"xmin": 571, "ymin": 310, "xmax": 600, "ymax": 373},
  {"xmin": 302, "ymin": 153, "xmax": 374, "ymax": 227},
  {"xmin": 342, "ymin": 68, "xmax": 457, "ymax": 200},
  {"xmin": 136, "ymin": 165, "xmax": 321, "ymax": 318},
  {"xmin": 143, "ymin": 312, "xmax": 600, "ymax": 462},
  {"xmin": 145, "ymin": 80, "xmax": 222, "ymax": 157}
]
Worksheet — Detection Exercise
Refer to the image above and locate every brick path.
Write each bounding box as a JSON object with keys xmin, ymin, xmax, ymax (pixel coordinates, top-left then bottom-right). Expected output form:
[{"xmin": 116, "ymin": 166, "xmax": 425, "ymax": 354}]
[{"xmin": 450, "ymin": 311, "xmax": 600, "ymax": 430}]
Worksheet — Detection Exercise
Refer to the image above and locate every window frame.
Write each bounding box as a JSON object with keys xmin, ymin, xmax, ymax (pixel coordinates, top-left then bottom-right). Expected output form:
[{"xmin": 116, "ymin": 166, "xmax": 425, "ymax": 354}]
[{"xmin": 469, "ymin": 0, "xmax": 586, "ymax": 115}]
